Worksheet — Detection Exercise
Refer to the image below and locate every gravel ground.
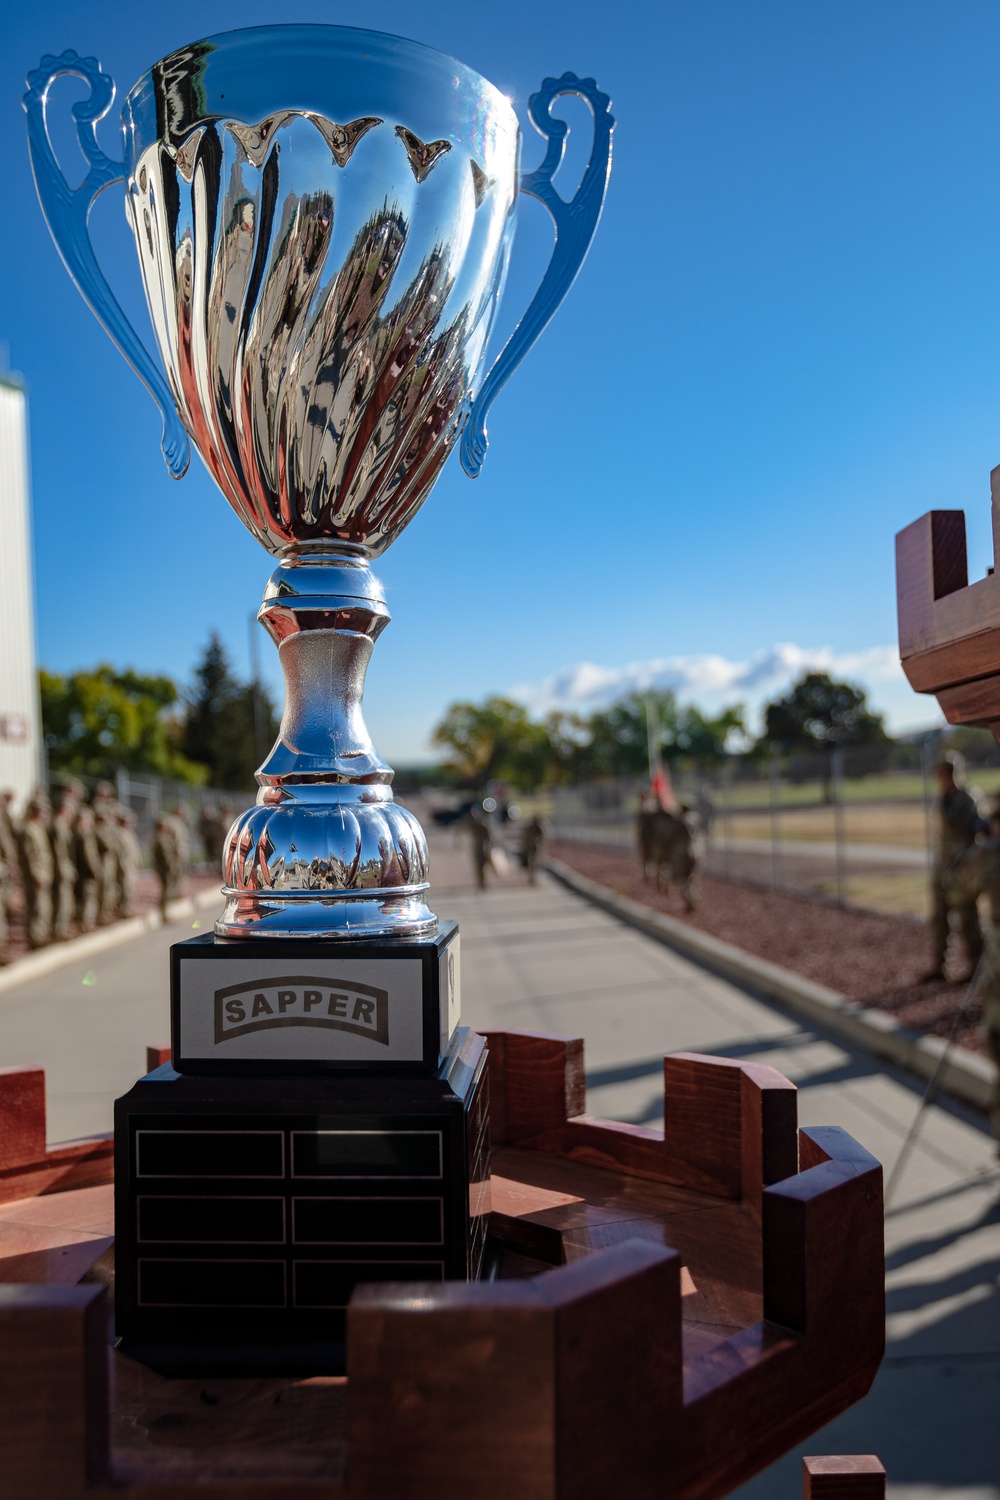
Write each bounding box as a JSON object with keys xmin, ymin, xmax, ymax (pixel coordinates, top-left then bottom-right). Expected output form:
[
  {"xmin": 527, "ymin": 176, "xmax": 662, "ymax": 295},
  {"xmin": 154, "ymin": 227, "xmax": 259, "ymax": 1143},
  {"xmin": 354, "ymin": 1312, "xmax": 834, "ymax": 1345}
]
[{"xmin": 548, "ymin": 839, "xmax": 986, "ymax": 1054}]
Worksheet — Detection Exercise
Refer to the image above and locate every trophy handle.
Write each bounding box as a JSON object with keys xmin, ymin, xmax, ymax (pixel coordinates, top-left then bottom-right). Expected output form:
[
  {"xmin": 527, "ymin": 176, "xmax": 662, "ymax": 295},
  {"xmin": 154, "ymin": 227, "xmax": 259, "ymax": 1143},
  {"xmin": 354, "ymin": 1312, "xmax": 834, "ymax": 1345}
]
[
  {"xmin": 23, "ymin": 51, "xmax": 190, "ymax": 479},
  {"xmin": 459, "ymin": 72, "xmax": 614, "ymax": 479}
]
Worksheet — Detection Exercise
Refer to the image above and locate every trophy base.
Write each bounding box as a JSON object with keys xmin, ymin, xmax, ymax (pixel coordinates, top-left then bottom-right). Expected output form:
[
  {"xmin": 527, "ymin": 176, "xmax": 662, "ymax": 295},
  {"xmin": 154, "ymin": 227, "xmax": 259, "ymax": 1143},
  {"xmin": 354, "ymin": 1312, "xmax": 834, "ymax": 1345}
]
[
  {"xmin": 216, "ymin": 885, "xmax": 437, "ymax": 940},
  {"xmin": 170, "ymin": 924, "xmax": 460, "ymax": 1076},
  {"xmin": 113, "ymin": 1028, "xmax": 489, "ymax": 1377}
]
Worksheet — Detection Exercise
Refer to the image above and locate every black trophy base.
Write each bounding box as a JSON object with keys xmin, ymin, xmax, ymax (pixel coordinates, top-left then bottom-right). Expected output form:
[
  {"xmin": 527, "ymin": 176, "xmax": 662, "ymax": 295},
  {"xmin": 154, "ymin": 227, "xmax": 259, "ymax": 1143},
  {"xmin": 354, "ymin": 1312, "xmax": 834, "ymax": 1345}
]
[{"xmin": 113, "ymin": 1027, "xmax": 488, "ymax": 1377}]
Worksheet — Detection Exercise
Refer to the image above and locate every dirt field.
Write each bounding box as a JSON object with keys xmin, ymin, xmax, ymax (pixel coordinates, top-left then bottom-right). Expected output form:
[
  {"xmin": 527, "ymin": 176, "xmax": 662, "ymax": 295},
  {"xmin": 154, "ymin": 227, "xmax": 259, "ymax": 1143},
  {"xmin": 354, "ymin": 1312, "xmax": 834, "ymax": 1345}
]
[{"xmin": 548, "ymin": 839, "xmax": 987, "ymax": 1055}]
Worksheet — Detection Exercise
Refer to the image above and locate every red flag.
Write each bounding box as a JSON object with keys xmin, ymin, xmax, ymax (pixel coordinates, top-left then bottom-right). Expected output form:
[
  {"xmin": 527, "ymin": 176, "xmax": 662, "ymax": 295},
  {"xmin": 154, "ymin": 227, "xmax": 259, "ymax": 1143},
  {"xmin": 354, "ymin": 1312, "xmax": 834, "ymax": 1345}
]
[{"xmin": 651, "ymin": 763, "xmax": 675, "ymax": 810}]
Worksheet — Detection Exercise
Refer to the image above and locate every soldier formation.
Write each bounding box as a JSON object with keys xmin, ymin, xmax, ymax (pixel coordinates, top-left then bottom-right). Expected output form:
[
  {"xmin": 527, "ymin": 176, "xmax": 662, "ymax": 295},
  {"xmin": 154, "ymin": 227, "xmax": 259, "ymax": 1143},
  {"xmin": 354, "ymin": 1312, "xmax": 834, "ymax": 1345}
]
[
  {"xmin": 637, "ymin": 794, "xmax": 700, "ymax": 912},
  {"xmin": 0, "ymin": 783, "xmax": 210, "ymax": 962}
]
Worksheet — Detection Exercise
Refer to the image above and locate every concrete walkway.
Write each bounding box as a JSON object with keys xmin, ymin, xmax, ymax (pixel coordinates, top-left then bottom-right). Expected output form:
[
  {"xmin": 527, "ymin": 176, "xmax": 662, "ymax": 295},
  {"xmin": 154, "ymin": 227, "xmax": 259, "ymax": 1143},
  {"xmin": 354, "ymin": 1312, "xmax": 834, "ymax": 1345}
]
[
  {"xmin": 432, "ymin": 841, "xmax": 998, "ymax": 1499},
  {"xmin": 0, "ymin": 813, "xmax": 996, "ymax": 1497}
]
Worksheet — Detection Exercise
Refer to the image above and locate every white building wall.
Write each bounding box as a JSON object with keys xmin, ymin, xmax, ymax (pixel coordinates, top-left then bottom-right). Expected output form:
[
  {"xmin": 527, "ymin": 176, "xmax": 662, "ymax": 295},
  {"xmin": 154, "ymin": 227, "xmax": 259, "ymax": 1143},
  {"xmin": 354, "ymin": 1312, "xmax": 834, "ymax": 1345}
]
[{"xmin": 0, "ymin": 376, "xmax": 42, "ymax": 807}]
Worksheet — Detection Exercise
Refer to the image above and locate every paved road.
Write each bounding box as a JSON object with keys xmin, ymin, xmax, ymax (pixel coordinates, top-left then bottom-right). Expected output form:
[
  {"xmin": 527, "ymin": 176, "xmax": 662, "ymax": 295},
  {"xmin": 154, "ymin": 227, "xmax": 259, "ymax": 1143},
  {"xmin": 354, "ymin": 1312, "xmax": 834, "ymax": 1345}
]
[{"xmin": 0, "ymin": 814, "xmax": 996, "ymax": 1498}]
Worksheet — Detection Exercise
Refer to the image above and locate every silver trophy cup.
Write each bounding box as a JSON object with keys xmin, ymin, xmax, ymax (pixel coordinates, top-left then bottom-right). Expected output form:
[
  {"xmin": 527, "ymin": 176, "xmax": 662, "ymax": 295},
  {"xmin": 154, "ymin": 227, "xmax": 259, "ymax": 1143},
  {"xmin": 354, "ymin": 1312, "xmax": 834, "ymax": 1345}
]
[{"xmin": 25, "ymin": 25, "xmax": 613, "ymax": 939}]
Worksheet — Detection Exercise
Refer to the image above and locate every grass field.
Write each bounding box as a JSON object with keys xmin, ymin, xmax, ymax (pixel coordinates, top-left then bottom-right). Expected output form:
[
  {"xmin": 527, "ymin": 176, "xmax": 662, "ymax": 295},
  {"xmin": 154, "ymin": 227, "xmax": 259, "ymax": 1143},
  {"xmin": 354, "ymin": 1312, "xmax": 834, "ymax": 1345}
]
[
  {"xmin": 718, "ymin": 802, "xmax": 931, "ymax": 847},
  {"xmin": 711, "ymin": 766, "xmax": 1000, "ymax": 810}
]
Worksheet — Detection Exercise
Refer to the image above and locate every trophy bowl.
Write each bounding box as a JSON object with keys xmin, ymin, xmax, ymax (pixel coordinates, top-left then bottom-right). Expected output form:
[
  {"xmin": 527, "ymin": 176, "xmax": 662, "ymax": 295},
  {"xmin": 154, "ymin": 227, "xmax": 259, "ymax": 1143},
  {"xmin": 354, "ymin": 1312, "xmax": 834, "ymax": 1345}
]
[{"xmin": 25, "ymin": 25, "xmax": 613, "ymax": 938}]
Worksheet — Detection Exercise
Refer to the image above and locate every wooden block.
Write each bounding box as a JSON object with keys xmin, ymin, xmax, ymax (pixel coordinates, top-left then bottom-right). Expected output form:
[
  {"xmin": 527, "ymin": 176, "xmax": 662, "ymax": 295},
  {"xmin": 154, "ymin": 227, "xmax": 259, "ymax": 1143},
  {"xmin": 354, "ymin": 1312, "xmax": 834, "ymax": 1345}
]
[
  {"xmin": 0, "ymin": 1284, "xmax": 108, "ymax": 1498},
  {"xmin": 0, "ymin": 1066, "xmax": 46, "ymax": 1170},
  {"xmin": 146, "ymin": 1044, "xmax": 171, "ymax": 1072},
  {"xmin": 0, "ymin": 1136, "xmax": 114, "ymax": 1208},
  {"xmin": 662, "ymin": 1054, "xmax": 797, "ymax": 1206},
  {"xmin": 349, "ymin": 1279, "xmax": 556, "ymax": 1500},
  {"xmin": 541, "ymin": 1242, "xmax": 681, "ymax": 1500},
  {"xmin": 348, "ymin": 1240, "xmax": 680, "ymax": 1500},
  {"xmin": 479, "ymin": 1030, "xmax": 585, "ymax": 1144},
  {"xmin": 936, "ymin": 673, "xmax": 1000, "ymax": 726},
  {"xmin": 896, "ymin": 496, "xmax": 1000, "ymax": 715},
  {"xmin": 804, "ymin": 1454, "xmax": 886, "ymax": 1498},
  {"xmin": 763, "ymin": 1126, "xmax": 883, "ymax": 1362}
]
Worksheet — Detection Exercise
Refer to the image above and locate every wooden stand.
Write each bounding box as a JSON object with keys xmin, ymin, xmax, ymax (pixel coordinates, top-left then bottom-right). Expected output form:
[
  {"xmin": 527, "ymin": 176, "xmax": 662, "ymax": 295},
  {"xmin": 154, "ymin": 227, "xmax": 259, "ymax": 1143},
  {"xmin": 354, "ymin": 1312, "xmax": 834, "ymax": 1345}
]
[
  {"xmin": 0, "ymin": 1033, "xmax": 884, "ymax": 1500},
  {"xmin": 896, "ymin": 468, "xmax": 1000, "ymax": 729}
]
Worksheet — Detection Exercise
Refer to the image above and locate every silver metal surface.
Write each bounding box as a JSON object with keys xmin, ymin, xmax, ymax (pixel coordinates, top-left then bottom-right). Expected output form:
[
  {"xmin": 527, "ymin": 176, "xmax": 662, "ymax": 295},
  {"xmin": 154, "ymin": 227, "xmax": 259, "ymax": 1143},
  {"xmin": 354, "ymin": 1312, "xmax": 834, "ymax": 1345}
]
[{"xmin": 25, "ymin": 26, "xmax": 614, "ymax": 938}]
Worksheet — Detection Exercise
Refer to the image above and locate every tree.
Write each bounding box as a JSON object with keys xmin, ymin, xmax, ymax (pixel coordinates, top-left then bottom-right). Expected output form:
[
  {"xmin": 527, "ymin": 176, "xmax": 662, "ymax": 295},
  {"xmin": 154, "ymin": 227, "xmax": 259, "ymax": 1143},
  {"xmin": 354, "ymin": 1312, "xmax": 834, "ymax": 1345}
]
[
  {"xmin": 181, "ymin": 633, "xmax": 279, "ymax": 790},
  {"xmin": 577, "ymin": 691, "xmax": 745, "ymax": 778},
  {"xmin": 40, "ymin": 666, "xmax": 206, "ymax": 783},
  {"xmin": 181, "ymin": 633, "xmax": 279, "ymax": 789},
  {"xmin": 758, "ymin": 672, "xmax": 889, "ymax": 757},
  {"xmin": 431, "ymin": 696, "xmax": 555, "ymax": 788}
]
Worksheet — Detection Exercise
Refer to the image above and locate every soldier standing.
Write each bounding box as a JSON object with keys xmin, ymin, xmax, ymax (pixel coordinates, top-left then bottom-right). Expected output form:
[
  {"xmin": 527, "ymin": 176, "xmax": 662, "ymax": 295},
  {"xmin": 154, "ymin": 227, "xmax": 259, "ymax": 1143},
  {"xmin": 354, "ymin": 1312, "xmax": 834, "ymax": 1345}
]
[
  {"xmin": 946, "ymin": 805, "xmax": 1000, "ymax": 1154},
  {"xmin": 519, "ymin": 816, "xmax": 545, "ymax": 885},
  {"xmin": 74, "ymin": 806, "xmax": 103, "ymax": 932},
  {"xmin": 152, "ymin": 813, "xmax": 184, "ymax": 921},
  {"xmin": 18, "ymin": 792, "xmax": 54, "ymax": 949},
  {"xmin": 468, "ymin": 810, "xmax": 493, "ymax": 891},
  {"xmin": 924, "ymin": 753, "xmax": 984, "ymax": 982},
  {"xmin": 0, "ymin": 789, "xmax": 19, "ymax": 877},
  {"xmin": 116, "ymin": 808, "xmax": 143, "ymax": 919},
  {"xmin": 92, "ymin": 783, "xmax": 122, "ymax": 924},
  {"xmin": 49, "ymin": 789, "xmax": 80, "ymax": 940}
]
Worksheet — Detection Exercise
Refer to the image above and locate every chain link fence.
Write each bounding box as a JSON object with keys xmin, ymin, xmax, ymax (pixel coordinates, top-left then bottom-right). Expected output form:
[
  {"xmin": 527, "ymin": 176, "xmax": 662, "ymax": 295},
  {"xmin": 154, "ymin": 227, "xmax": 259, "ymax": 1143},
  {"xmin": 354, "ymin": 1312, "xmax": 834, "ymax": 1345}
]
[
  {"xmin": 550, "ymin": 736, "xmax": 1000, "ymax": 919},
  {"xmin": 46, "ymin": 769, "xmax": 250, "ymax": 866}
]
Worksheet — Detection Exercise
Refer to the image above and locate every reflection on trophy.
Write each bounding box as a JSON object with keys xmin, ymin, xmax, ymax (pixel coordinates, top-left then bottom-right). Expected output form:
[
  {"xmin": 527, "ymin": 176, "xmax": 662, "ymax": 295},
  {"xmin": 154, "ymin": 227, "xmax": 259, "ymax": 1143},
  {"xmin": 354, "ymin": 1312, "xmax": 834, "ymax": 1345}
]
[
  {"xmin": 26, "ymin": 25, "xmax": 612, "ymax": 1374},
  {"xmin": 26, "ymin": 26, "xmax": 613, "ymax": 940}
]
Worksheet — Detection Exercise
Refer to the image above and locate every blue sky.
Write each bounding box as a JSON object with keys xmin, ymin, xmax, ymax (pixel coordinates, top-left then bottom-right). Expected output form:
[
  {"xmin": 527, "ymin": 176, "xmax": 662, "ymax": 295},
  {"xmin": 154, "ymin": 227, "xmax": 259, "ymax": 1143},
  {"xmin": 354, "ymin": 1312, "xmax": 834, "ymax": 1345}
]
[{"xmin": 4, "ymin": 0, "xmax": 1000, "ymax": 761}]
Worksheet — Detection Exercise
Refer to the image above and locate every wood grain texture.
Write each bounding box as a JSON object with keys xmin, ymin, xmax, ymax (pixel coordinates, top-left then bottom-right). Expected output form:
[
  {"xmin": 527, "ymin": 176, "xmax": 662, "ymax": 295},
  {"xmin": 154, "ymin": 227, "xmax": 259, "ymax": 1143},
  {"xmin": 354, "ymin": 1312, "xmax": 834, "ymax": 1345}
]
[
  {"xmin": 896, "ymin": 489, "xmax": 1000, "ymax": 730},
  {"xmin": 347, "ymin": 1240, "xmax": 680, "ymax": 1500},
  {"xmin": 0, "ymin": 1284, "xmax": 109, "ymax": 1498},
  {"xmin": 0, "ymin": 1065, "xmax": 46, "ymax": 1169},
  {"xmin": 763, "ymin": 1125, "xmax": 884, "ymax": 1352},
  {"xmin": 803, "ymin": 1455, "xmax": 886, "ymax": 1498},
  {"xmin": 0, "ymin": 1047, "xmax": 883, "ymax": 1500},
  {"xmin": 479, "ymin": 1028, "xmax": 585, "ymax": 1146},
  {"xmin": 0, "ymin": 1134, "xmax": 114, "ymax": 1206}
]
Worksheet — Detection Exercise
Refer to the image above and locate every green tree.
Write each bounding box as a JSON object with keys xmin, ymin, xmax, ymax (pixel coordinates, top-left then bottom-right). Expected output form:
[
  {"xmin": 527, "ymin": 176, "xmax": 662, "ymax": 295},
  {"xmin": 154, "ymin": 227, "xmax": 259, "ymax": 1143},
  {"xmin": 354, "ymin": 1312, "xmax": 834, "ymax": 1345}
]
[
  {"xmin": 40, "ymin": 666, "xmax": 206, "ymax": 783},
  {"xmin": 758, "ymin": 672, "xmax": 889, "ymax": 755},
  {"xmin": 578, "ymin": 691, "xmax": 744, "ymax": 777},
  {"xmin": 181, "ymin": 633, "xmax": 279, "ymax": 790},
  {"xmin": 431, "ymin": 696, "xmax": 555, "ymax": 788}
]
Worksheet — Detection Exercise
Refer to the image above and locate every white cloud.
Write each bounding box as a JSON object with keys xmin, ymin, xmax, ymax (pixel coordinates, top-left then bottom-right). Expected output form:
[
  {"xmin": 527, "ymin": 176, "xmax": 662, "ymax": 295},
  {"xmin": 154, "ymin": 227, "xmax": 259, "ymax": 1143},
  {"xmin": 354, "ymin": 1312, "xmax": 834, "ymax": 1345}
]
[{"xmin": 510, "ymin": 642, "xmax": 930, "ymax": 733}]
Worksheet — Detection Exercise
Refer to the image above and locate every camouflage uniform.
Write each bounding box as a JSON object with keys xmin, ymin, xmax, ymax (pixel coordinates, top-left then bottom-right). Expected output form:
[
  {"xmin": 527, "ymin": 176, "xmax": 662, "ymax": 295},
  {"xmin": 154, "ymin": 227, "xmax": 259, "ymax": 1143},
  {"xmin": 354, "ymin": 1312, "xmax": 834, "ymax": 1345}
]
[
  {"xmin": 18, "ymin": 795, "xmax": 54, "ymax": 949},
  {"xmin": 0, "ymin": 791, "xmax": 19, "ymax": 876},
  {"xmin": 945, "ymin": 838, "xmax": 1000, "ymax": 1150},
  {"xmin": 74, "ymin": 807, "xmax": 103, "ymax": 932},
  {"xmin": 929, "ymin": 783, "xmax": 983, "ymax": 977},
  {"xmin": 152, "ymin": 814, "xmax": 184, "ymax": 921},
  {"xmin": 468, "ymin": 813, "xmax": 492, "ymax": 891},
  {"xmin": 519, "ymin": 817, "xmax": 545, "ymax": 885},
  {"xmin": 92, "ymin": 786, "xmax": 122, "ymax": 924},
  {"xmin": 116, "ymin": 810, "xmax": 143, "ymax": 919},
  {"xmin": 49, "ymin": 795, "xmax": 79, "ymax": 940}
]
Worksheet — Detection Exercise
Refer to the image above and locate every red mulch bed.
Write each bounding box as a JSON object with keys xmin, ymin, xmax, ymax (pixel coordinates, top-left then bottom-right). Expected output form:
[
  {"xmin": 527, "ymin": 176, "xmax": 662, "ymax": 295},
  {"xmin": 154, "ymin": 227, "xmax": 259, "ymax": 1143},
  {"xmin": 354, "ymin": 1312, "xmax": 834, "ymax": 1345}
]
[{"xmin": 548, "ymin": 840, "xmax": 986, "ymax": 1055}]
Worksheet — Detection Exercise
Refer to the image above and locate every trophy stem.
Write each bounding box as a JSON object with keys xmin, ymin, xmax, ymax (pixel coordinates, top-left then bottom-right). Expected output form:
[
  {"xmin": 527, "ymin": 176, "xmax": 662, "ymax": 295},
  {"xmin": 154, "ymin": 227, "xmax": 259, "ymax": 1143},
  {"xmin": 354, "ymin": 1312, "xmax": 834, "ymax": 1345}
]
[{"xmin": 216, "ymin": 552, "xmax": 435, "ymax": 939}]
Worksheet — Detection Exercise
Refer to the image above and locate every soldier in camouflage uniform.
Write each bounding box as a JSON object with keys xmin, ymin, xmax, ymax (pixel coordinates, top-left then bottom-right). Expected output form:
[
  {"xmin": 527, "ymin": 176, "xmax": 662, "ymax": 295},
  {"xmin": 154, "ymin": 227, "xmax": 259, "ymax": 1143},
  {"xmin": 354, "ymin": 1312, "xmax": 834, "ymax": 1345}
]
[
  {"xmin": 924, "ymin": 754, "xmax": 984, "ymax": 982},
  {"xmin": 0, "ymin": 789, "xmax": 19, "ymax": 879},
  {"xmin": 49, "ymin": 788, "xmax": 80, "ymax": 940},
  {"xmin": 116, "ymin": 808, "xmax": 143, "ymax": 919},
  {"xmin": 92, "ymin": 783, "xmax": 122, "ymax": 924},
  {"xmin": 152, "ymin": 813, "xmax": 184, "ymax": 921},
  {"xmin": 74, "ymin": 805, "xmax": 103, "ymax": 932},
  {"xmin": 945, "ymin": 804, "xmax": 1000, "ymax": 1153},
  {"xmin": 18, "ymin": 791, "xmax": 53, "ymax": 949}
]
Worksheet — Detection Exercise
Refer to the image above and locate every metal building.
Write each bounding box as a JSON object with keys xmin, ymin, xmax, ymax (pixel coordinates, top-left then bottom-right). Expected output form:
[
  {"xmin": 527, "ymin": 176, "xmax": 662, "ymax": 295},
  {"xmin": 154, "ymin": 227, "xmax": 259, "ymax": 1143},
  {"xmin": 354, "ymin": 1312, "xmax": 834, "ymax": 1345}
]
[{"xmin": 0, "ymin": 373, "xmax": 42, "ymax": 806}]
